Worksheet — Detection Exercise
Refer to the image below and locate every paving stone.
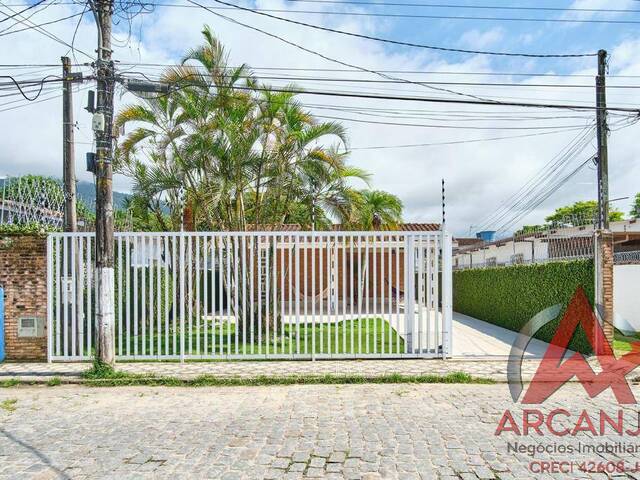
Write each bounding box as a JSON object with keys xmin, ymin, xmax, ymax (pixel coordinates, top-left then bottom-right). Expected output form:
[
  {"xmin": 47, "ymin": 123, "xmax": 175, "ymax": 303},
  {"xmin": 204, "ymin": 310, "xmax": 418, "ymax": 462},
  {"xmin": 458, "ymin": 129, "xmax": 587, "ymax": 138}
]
[{"xmin": 0, "ymin": 383, "xmax": 636, "ymax": 480}]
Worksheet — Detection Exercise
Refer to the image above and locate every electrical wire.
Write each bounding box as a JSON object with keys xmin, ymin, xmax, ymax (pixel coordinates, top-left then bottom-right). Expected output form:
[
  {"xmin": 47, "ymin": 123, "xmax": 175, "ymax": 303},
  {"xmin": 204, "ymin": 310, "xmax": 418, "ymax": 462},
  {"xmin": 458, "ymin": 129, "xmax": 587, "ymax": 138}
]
[
  {"xmin": 0, "ymin": 0, "xmax": 47, "ymax": 24},
  {"xmin": 283, "ymin": 0, "xmax": 640, "ymax": 15},
  {"xmin": 198, "ymin": 0, "xmax": 597, "ymax": 57},
  {"xmin": 349, "ymin": 127, "xmax": 593, "ymax": 150},
  {"xmin": 120, "ymin": 74, "xmax": 640, "ymax": 113},
  {"xmin": 0, "ymin": 74, "xmax": 62, "ymax": 101},
  {"xmin": 0, "ymin": 2, "xmax": 94, "ymax": 59}
]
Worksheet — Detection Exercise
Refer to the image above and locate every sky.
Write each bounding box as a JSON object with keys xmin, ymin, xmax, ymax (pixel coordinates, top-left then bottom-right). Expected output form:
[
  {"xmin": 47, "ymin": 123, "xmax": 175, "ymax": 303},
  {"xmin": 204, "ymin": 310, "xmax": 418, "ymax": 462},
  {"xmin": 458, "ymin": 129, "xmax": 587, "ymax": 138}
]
[{"xmin": 0, "ymin": 0, "xmax": 639, "ymax": 236}]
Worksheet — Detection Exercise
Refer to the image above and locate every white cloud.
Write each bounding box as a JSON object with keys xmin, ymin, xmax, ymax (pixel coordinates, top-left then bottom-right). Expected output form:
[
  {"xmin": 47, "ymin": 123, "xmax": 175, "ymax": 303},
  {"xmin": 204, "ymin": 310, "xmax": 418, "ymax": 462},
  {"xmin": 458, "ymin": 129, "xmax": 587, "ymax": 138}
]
[{"xmin": 458, "ymin": 28, "xmax": 505, "ymax": 49}]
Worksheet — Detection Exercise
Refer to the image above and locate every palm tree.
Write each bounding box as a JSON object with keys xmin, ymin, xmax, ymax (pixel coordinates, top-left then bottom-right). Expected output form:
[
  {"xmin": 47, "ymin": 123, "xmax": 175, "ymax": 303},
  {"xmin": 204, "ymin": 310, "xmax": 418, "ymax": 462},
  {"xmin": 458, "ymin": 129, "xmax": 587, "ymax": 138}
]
[{"xmin": 349, "ymin": 190, "xmax": 404, "ymax": 230}]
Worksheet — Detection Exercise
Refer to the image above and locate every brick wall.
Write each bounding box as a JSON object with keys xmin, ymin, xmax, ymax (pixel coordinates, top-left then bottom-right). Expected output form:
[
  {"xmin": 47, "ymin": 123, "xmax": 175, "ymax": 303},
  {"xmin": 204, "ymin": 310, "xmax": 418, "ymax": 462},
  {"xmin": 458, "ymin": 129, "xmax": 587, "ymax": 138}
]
[
  {"xmin": 594, "ymin": 230, "xmax": 615, "ymax": 353},
  {"xmin": 0, "ymin": 234, "xmax": 48, "ymax": 360}
]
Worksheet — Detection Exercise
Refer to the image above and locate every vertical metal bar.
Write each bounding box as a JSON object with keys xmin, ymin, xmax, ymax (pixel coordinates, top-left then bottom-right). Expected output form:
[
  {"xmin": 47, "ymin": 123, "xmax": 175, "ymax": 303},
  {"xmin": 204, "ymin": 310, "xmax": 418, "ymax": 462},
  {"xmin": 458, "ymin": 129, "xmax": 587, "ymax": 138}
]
[
  {"xmin": 156, "ymin": 236, "xmax": 161, "ymax": 359},
  {"xmin": 326, "ymin": 235, "xmax": 332, "ymax": 356},
  {"xmin": 373, "ymin": 234, "xmax": 378, "ymax": 355},
  {"xmin": 242, "ymin": 235, "xmax": 247, "ymax": 357},
  {"xmin": 70, "ymin": 237, "xmax": 77, "ymax": 357},
  {"xmin": 404, "ymin": 235, "xmax": 413, "ymax": 354},
  {"xmin": 149, "ymin": 236, "xmax": 154, "ymax": 357},
  {"xmin": 395, "ymin": 234, "xmax": 400, "ymax": 354},
  {"xmin": 234, "ymin": 235, "xmax": 239, "ymax": 356},
  {"xmin": 349, "ymin": 235, "xmax": 360, "ymax": 354},
  {"xmin": 426, "ymin": 236, "xmax": 432, "ymax": 354},
  {"xmin": 303, "ymin": 234, "xmax": 308, "ymax": 355},
  {"xmin": 364, "ymin": 236, "xmax": 369, "ymax": 354},
  {"xmin": 342, "ymin": 235, "xmax": 347, "ymax": 353},
  {"xmin": 141, "ymin": 235, "xmax": 147, "ymax": 356},
  {"xmin": 46, "ymin": 235, "xmax": 53, "ymax": 362},
  {"xmin": 311, "ymin": 232, "xmax": 316, "ymax": 358},
  {"xmin": 226, "ymin": 234, "xmax": 231, "ymax": 357},
  {"xmin": 288, "ymin": 235, "xmax": 293, "ymax": 355},
  {"xmin": 249, "ymin": 236, "xmax": 254, "ymax": 355},
  {"xmin": 433, "ymin": 234, "xmax": 440, "ymax": 356},
  {"xmin": 117, "ymin": 236, "xmax": 122, "ymax": 357},
  {"xmin": 133, "ymin": 236, "xmax": 139, "ymax": 356},
  {"xmin": 280, "ymin": 234, "xmax": 285, "ymax": 355},
  {"xmin": 442, "ymin": 231, "xmax": 453, "ymax": 358},
  {"xmin": 172, "ymin": 235, "xmax": 177, "ymax": 356},
  {"xmin": 257, "ymin": 235, "xmax": 262, "ymax": 355},
  {"xmin": 195, "ymin": 235, "xmax": 200, "ymax": 356},
  {"xmin": 211, "ymin": 235, "xmax": 222, "ymax": 356},
  {"xmin": 265, "ymin": 236, "xmax": 270, "ymax": 356},
  {"xmin": 87, "ymin": 236, "xmax": 93, "ymax": 358},
  {"xmin": 55, "ymin": 236, "xmax": 61, "ymax": 357},
  {"xmin": 295, "ymin": 235, "xmax": 300, "ymax": 355},
  {"xmin": 187, "ymin": 233, "xmax": 193, "ymax": 355},
  {"xmin": 179, "ymin": 233, "xmax": 185, "ymax": 362},
  {"xmin": 356, "ymin": 235, "xmax": 361, "ymax": 355},
  {"xmin": 334, "ymin": 233, "xmax": 338, "ymax": 355},
  {"xmin": 388, "ymin": 234, "xmax": 393, "ymax": 353},
  {"xmin": 319, "ymin": 235, "xmax": 324, "ymax": 355},
  {"xmin": 203, "ymin": 235, "xmax": 208, "ymax": 357},
  {"xmin": 125, "ymin": 236, "xmax": 130, "ymax": 357},
  {"xmin": 418, "ymin": 235, "xmax": 424, "ymax": 355},
  {"xmin": 272, "ymin": 235, "xmax": 277, "ymax": 355},
  {"xmin": 62, "ymin": 237, "xmax": 68, "ymax": 357},
  {"xmin": 380, "ymin": 233, "xmax": 385, "ymax": 355},
  {"xmin": 164, "ymin": 236, "xmax": 169, "ymax": 357}
]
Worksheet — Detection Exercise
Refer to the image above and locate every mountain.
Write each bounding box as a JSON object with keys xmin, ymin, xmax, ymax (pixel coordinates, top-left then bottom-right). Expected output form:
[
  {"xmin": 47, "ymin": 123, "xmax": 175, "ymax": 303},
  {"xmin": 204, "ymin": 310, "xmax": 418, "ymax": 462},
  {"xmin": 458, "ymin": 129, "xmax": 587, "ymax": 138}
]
[{"xmin": 77, "ymin": 180, "xmax": 130, "ymax": 210}]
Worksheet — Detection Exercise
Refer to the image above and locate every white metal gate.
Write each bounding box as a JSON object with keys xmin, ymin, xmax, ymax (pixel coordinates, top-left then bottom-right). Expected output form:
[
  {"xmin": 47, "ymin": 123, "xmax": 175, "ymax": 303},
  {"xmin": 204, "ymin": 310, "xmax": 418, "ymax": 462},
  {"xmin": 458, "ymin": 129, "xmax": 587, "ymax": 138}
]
[{"xmin": 47, "ymin": 231, "xmax": 452, "ymax": 361}]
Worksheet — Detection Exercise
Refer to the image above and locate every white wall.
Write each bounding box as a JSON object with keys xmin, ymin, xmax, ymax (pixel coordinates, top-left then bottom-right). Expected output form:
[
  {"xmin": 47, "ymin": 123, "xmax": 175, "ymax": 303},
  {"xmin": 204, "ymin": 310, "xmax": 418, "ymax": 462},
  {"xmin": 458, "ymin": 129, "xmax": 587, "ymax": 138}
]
[{"xmin": 614, "ymin": 265, "xmax": 640, "ymax": 334}]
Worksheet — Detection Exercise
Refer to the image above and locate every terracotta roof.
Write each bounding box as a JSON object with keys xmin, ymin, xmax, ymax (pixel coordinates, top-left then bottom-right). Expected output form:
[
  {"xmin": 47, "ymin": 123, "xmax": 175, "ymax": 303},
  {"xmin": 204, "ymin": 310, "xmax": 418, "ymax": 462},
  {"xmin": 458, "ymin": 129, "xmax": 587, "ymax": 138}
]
[
  {"xmin": 397, "ymin": 223, "xmax": 441, "ymax": 232},
  {"xmin": 454, "ymin": 237, "xmax": 484, "ymax": 246},
  {"xmin": 331, "ymin": 223, "xmax": 440, "ymax": 232},
  {"xmin": 245, "ymin": 224, "xmax": 302, "ymax": 232}
]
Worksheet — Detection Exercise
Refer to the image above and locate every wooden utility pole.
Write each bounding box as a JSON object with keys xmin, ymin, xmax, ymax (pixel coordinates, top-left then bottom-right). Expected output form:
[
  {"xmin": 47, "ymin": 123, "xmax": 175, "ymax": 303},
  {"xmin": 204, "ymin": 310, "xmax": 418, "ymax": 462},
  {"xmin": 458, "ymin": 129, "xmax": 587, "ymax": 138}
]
[
  {"xmin": 62, "ymin": 56, "xmax": 77, "ymax": 232},
  {"xmin": 596, "ymin": 49, "xmax": 609, "ymax": 230},
  {"xmin": 92, "ymin": 0, "xmax": 116, "ymax": 365},
  {"xmin": 594, "ymin": 49, "xmax": 614, "ymax": 353}
]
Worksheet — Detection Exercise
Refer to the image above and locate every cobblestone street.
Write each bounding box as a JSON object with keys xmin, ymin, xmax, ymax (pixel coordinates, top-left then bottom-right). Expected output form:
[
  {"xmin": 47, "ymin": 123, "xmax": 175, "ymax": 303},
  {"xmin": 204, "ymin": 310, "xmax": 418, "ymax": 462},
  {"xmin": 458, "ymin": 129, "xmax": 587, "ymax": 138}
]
[{"xmin": 2, "ymin": 383, "xmax": 640, "ymax": 479}]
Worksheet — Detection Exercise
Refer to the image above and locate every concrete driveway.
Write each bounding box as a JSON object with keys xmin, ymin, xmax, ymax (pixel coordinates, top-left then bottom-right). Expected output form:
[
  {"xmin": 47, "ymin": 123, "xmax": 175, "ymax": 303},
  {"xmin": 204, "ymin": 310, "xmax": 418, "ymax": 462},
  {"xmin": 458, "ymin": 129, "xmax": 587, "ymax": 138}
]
[{"xmin": 452, "ymin": 312, "xmax": 549, "ymax": 359}]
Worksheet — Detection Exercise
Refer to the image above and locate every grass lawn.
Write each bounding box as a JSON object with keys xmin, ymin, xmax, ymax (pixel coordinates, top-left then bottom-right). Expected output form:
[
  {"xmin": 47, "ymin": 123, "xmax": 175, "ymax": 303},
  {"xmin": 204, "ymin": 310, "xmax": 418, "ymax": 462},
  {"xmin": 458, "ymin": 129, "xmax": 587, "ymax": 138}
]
[
  {"xmin": 613, "ymin": 331, "xmax": 640, "ymax": 357},
  {"xmin": 117, "ymin": 318, "xmax": 406, "ymax": 357}
]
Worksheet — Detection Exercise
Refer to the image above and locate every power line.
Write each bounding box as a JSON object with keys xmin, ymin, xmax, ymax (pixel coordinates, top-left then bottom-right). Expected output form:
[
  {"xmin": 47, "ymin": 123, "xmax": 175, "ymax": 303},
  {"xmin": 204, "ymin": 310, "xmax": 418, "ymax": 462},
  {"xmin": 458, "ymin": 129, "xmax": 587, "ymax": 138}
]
[
  {"xmin": 19, "ymin": 62, "xmax": 640, "ymax": 79},
  {"xmin": 195, "ymin": 0, "xmax": 598, "ymax": 57},
  {"xmin": 25, "ymin": 1, "xmax": 640, "ymax": 25},
  {"xmin": 124, "ymin": 75, "xmax": 640, "ymax": 113},
  {"xmin": 120, "ymin": 71, "xmax": 640, "ymax": 89},
  {"xmin": 284, "ymin": 0, "xmax": 640, "ymax": 15},
  {"xmin": 0, "ymin": 3, "xmax": 94, "ymax": 59},
  {"xmin": 475, "ymin": 127, "xmax": 597, "ymax": 232},
  {"xmin": 349, "ymin": 127, "xmax": 593, "ymax": 150},
  {"xmin": 0, "ymin": 0, "xmax": 47, "ymax": 24},
  {"xmin": 181, "ymin": 0, "xmax": 500, "ymax": 104},
  {"xmin": 312, "ymin": 113, "xmax": 591, "ymax": 130},
  {"xmin": 0, "ymin": 11, "xmax": 86, "ymax": 37}
]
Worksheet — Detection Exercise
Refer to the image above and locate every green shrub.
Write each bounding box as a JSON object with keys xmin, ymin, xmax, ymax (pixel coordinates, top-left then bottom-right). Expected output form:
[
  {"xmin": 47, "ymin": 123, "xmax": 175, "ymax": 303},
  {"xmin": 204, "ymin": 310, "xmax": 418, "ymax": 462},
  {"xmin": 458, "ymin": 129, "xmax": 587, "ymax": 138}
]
[{"xmin": 453, "ymin": 259, "xmax": 594, "ymax": 354}]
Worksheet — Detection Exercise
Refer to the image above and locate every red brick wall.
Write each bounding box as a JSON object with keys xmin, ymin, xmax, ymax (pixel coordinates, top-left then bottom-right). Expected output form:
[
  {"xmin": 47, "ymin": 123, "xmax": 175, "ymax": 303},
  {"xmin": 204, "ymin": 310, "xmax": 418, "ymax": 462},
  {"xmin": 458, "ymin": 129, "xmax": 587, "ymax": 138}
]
[{"xmin": 0, "ymin": 234, "xmax": 48, "ymax": 360}]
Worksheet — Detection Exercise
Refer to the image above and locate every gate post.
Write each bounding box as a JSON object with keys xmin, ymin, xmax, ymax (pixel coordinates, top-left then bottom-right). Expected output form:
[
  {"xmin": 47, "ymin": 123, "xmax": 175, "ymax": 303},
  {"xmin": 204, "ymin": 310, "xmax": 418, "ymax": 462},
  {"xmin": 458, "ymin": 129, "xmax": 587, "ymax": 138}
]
[
  {"xmin": 404, "ymin": 235, "xmax": 415, "ymax": 354},
  {"xmin": 441, "ymin": 231, "xmax": 453, "ymax": 358}
]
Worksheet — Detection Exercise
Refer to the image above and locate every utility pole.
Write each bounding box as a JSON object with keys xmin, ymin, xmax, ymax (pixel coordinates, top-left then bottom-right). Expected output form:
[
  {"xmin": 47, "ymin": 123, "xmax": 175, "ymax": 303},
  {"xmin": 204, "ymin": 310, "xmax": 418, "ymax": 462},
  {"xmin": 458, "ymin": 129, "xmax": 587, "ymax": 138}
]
[
  {"xmin": 596, "ymin": 49, "xmax": 609, "ymax": 230},
  {"xmin": 62, "ymin": 56, "xmax": 77, "ymax": 233},
  {"xmin": 92, "ymin": 0, "xmax": 116, "ymax": 365},
  {"xmin": 594, "ymin": 49, "xmax": 614, "ymax": 354}
]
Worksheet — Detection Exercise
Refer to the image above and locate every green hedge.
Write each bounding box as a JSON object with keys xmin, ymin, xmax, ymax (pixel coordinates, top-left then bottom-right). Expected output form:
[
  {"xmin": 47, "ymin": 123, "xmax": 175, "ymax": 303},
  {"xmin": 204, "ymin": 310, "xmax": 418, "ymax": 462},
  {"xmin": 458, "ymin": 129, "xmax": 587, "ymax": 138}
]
[{"xmin": 453, "ymin": 259, "xmax": 594, "ymax": 354}]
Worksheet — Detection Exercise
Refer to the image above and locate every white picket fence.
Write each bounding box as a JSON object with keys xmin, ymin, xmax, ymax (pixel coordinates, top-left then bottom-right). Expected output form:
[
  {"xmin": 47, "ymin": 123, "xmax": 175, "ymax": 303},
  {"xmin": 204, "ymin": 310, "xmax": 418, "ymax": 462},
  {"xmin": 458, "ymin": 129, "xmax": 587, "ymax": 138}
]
[{"xmin": 47, "ymin": 231, "xmax": 452, "ymax": 361}]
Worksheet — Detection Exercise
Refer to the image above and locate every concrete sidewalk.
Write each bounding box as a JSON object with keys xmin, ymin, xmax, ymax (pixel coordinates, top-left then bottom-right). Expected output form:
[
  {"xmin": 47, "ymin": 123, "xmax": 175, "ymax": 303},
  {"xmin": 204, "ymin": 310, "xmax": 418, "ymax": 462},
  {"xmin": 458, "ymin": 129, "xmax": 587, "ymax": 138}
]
[{"xmin": 0, "ymin": 358, "xmax": 542, "ymax": 383}]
